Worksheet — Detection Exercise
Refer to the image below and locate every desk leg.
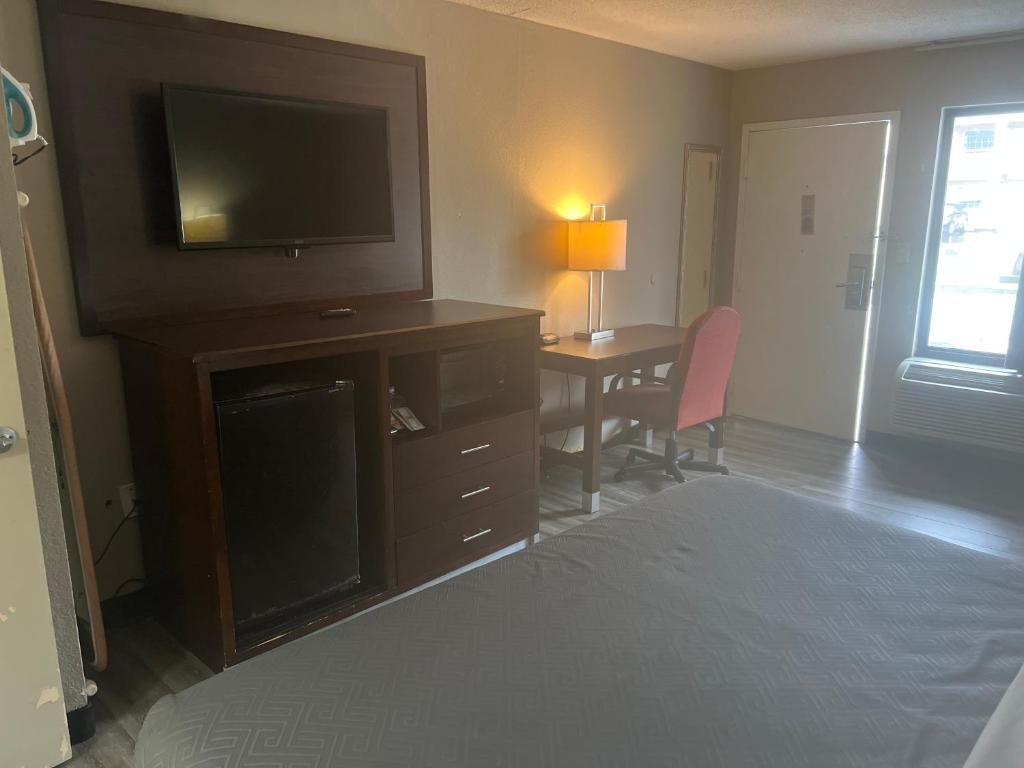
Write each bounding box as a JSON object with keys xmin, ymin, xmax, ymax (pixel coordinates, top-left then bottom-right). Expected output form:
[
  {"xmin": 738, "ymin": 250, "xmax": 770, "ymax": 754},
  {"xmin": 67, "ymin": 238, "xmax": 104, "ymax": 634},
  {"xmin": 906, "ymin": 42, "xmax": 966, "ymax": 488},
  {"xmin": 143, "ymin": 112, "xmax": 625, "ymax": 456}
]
[
  {"xmin": 582, "ymin": 371, "xmax": 603, "ymax": 514},
  {"xmin": 638, "ymin": 366, "xmax": 655, "ymax": 449}
]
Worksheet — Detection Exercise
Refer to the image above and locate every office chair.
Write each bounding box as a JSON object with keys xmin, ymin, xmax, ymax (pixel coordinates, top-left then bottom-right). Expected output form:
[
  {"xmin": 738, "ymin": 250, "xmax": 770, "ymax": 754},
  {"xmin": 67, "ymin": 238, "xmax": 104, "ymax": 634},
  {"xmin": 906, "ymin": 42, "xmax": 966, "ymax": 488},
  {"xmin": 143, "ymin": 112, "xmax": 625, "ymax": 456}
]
[{"xmin": 606, "ymin": 306, "xmax": 741, "ymax": 483}]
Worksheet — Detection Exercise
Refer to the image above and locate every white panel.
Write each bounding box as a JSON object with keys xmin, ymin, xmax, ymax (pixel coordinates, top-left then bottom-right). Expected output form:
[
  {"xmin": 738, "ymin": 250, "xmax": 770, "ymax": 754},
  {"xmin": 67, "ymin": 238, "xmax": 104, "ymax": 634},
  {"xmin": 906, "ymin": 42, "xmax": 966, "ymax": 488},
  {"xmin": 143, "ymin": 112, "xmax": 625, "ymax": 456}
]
[
  {"xmin": 892, "ymin": 360, "xmax": 1024, "ymax": 456},
  {"xmin": 677, "ymin": 150, "xmax": 718, "ymax": 327}
]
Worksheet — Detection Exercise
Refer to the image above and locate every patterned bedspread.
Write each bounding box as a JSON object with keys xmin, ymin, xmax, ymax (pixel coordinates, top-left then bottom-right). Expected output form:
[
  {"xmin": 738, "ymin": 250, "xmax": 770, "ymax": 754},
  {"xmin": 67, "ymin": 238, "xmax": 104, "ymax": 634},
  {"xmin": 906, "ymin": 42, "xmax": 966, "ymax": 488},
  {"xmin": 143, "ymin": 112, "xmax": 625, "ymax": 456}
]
[{"xmin": 135, "ymin": 476, "xmax": 1024, "ymax": 767}]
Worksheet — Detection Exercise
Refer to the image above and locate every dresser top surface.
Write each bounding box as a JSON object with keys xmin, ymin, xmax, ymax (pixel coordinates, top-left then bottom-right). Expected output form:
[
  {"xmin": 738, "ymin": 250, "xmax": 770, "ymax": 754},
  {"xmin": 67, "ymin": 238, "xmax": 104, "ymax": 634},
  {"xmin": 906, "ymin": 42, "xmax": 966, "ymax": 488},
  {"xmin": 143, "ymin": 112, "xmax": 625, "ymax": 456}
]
[{"xmin": 112, "ymin": 299, "xmax": 543, "ymax": 361}]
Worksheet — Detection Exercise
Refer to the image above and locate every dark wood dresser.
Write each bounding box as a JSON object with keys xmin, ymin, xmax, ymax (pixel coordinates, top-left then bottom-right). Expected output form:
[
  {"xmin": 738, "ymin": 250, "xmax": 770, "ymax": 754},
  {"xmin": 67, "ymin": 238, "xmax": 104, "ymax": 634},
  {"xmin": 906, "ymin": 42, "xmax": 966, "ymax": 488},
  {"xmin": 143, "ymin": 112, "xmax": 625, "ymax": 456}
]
[
  {"xmin": 114, "ymin": 299, "xmax": 542, "ymax": 669},
  {"xmin": 36, "ymin": 1, "xmax": 542, "ymax": 674}
]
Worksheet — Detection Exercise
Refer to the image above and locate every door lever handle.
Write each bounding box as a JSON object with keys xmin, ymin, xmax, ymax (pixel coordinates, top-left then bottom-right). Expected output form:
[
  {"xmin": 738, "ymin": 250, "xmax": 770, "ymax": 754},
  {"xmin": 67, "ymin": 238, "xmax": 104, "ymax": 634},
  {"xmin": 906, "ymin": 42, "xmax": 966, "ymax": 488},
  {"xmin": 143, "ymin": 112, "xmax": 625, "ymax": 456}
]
[{"xmin": 836, "ymin": 263, "xmax": 869, "ymax": 310}]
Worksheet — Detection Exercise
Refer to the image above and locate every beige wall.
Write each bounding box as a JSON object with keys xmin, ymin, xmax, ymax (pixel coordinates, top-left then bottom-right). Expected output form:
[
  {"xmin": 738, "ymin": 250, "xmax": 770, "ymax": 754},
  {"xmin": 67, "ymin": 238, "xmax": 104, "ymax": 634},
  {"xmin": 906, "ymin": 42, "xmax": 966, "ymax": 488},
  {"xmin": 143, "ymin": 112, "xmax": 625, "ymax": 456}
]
[
  {"xmin": 0, "ymin": 0, "xmax": 730, "ymax": 597},
  {"xmin": 720, "ymin": 40, "xmax": 1024, "ymax": 435}
]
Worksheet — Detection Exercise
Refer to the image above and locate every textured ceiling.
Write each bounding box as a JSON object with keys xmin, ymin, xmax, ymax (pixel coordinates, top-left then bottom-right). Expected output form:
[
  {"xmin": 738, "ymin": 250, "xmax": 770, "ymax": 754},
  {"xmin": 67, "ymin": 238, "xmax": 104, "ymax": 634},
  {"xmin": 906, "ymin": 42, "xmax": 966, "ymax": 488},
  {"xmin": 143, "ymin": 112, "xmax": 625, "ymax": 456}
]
[{"xmin": 446, "ymin": 0, "xmax": 1024, "ymax": 70}]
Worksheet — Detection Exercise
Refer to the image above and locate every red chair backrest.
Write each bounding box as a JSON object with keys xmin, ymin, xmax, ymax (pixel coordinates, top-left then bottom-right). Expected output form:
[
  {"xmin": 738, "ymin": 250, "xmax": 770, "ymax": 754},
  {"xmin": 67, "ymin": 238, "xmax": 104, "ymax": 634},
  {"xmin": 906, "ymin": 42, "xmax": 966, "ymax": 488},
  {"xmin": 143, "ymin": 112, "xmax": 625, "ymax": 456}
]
[{"xmin": 674, "ymin": 306, "xmax": 741, "ymax": 431}]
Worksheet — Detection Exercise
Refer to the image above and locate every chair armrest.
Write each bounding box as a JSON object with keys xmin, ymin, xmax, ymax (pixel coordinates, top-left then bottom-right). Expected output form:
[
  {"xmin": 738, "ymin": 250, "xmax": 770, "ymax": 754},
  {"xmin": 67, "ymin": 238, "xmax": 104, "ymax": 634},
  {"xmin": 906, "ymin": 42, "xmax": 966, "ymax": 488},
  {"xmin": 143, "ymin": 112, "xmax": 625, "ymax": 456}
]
[
  {"xmin": 609, "ymin": 371, "xmax": 643, "ymax": 391},
  {"xmin": 609, "ymin": 370, "xmax": 673, "ymax": 391}
]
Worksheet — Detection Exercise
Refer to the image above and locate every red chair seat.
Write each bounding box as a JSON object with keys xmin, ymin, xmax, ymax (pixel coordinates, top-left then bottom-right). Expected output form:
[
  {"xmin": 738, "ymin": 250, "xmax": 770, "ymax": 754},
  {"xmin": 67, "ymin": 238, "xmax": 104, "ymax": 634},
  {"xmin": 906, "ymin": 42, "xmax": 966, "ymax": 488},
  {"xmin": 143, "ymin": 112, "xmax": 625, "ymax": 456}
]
[{"xmin": 605, "ymin": 382, "xmax": 674, "ymax": 427}]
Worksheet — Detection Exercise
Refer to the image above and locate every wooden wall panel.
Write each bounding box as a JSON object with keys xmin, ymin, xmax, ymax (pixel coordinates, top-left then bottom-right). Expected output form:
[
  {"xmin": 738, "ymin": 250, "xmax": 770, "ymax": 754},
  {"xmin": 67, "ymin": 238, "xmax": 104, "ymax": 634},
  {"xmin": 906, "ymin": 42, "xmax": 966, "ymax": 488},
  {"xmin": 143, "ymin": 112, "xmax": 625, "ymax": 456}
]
[{"xmin": 38, "ymin": 0, "xmax": 432, "ymax": 334}]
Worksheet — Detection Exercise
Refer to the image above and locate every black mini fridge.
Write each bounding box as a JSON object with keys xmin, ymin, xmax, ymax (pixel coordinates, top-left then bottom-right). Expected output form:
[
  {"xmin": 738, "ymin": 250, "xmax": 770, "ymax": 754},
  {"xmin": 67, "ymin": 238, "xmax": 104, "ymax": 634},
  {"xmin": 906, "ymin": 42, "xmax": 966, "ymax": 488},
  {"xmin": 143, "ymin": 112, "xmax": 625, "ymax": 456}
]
[{"xmin": 215, "ymin": 380, "xmax": 359, "ymax": 645}]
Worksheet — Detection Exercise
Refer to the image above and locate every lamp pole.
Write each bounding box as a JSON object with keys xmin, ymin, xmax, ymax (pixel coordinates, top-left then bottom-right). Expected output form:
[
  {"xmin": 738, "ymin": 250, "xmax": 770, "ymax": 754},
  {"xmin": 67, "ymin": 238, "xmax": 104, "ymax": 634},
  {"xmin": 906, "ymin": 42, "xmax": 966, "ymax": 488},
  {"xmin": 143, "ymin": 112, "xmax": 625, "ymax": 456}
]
[{"xmin": 590, "ymin": 202, "xmax": 606, "ymax": 334}]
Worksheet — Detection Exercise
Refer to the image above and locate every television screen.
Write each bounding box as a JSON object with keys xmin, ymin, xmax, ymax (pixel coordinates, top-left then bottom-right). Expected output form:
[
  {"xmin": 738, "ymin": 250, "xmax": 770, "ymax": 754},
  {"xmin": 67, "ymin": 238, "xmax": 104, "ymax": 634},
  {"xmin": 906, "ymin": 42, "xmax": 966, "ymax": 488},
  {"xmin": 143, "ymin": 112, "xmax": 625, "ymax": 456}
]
[{"xmin": 163, "ymin": 85, "xmax": 395, "ymax": 249}]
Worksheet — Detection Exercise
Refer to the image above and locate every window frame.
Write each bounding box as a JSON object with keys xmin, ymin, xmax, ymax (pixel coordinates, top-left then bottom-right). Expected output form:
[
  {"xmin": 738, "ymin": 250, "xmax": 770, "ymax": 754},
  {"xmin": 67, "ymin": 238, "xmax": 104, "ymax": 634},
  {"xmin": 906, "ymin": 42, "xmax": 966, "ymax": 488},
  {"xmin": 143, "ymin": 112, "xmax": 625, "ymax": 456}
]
[{"xmin": 917, "ymin": 103, "xmax": 1024, "ymax": 371}]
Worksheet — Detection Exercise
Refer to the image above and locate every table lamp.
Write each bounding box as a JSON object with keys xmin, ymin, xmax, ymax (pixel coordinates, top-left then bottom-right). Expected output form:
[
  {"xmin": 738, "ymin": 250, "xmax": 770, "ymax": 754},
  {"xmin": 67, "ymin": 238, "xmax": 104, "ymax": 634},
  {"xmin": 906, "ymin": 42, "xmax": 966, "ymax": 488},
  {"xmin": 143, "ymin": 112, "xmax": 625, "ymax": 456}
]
[{"xmin": 568, "ymin": 203, "xmax": 627, "ymax": 341}]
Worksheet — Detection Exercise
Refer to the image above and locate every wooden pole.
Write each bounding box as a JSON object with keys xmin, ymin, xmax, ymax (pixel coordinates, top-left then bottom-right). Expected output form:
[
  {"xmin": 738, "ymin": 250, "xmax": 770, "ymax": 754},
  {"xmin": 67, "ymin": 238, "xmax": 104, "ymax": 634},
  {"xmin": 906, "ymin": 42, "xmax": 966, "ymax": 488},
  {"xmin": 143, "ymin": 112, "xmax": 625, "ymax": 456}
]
[{"xmin": 21, "ymin": 215, "xmax": 107, "ymax": 671}]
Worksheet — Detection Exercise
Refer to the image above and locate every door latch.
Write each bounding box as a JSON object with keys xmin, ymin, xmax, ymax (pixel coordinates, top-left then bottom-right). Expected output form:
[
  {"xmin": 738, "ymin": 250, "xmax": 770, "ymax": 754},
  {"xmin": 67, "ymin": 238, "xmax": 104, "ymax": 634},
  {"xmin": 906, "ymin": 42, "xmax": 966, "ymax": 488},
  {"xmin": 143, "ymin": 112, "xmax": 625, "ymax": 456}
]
[{"xmin": 836, "ymin": 254, "xmax": 872, "ymax": 311}]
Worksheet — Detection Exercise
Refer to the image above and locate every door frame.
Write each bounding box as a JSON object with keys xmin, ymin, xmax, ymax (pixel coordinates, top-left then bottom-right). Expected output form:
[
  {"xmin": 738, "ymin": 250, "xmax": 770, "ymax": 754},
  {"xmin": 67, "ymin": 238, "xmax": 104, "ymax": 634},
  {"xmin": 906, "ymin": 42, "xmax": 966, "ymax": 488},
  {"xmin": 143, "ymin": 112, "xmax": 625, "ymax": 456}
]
[
  {"xmin": 0, "ymin": 99, "xmax": 72, "ymax": 765},
  {"xmin": 675, "ymin": 143, "xmax": 722, "ymax": 327},
  {"xmin": 732, "ymin": 112, "xmax": 901, "ymax": 441}
]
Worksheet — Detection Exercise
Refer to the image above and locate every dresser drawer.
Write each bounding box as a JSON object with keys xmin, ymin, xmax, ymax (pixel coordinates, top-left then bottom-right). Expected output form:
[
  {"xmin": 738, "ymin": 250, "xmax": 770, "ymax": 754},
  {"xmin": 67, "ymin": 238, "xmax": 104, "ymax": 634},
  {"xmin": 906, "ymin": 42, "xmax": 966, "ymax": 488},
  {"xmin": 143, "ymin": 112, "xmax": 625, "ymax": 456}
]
[
  {"xmin": 396, "ymin": 491, "xmax": 536, "ymax": 584},
  {"xmin": 394, "ymin": 410, "xmax": 534, "ymax": 490},
  {"xmin": 396, "ymin": 450, "xmax": 534, "ymax": 537}
]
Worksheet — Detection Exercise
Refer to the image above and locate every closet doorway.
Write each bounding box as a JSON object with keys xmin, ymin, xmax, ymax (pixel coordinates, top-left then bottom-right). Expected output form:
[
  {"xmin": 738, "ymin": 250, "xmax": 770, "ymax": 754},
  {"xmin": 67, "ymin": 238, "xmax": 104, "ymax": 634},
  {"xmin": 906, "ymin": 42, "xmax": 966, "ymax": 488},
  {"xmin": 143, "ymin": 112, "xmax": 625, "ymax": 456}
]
[{"xmin": 676, "ymin": 144, "xmax": 721, "ymax": 327}]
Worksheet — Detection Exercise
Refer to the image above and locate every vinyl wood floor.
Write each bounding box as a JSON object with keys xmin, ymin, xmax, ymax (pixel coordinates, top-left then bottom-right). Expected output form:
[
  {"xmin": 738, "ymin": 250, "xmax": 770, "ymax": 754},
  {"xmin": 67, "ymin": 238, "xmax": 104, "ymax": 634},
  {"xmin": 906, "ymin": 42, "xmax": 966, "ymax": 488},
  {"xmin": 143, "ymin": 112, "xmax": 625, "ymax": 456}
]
[{"xmin": 65, "ymin": 417, "xmax": 1024, "ymax": 767}]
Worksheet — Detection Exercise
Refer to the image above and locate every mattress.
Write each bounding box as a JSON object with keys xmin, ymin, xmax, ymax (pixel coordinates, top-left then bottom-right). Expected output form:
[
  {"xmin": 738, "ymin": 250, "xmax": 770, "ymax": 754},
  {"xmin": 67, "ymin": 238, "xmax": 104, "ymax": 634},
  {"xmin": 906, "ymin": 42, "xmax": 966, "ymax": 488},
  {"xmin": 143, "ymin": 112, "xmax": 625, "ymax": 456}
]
[{"xmin": 135, "ymin": 476, "xmax": 1024, "ymax": 767}]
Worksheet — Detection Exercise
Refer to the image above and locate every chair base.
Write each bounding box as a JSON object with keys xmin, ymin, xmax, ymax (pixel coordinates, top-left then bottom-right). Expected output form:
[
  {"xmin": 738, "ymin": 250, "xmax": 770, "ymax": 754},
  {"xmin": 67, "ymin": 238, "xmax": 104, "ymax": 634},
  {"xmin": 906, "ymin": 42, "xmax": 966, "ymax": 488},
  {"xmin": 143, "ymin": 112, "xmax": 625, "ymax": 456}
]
[{"xmin": 613, "ymin": 436, "xmax": 729, "ymax": 484}]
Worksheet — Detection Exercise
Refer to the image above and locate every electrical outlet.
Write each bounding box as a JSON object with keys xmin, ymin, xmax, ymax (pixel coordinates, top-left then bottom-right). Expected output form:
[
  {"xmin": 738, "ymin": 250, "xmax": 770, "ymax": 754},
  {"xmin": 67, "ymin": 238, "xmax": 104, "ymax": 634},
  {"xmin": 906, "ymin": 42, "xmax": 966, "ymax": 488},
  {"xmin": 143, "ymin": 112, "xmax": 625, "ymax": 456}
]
[{"xmin": 118, "ymin": 483, "xmax": 136, "ymax": 518}]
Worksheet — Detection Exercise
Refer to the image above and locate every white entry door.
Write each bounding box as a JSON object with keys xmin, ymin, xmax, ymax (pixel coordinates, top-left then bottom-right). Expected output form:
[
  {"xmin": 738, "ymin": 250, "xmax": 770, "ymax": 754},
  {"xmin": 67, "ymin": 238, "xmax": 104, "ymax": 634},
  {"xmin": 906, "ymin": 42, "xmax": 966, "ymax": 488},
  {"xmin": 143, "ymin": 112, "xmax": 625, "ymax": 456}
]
[{"xmin": 731, "ymin": 117, "xmax": 895, "ymax": 440}]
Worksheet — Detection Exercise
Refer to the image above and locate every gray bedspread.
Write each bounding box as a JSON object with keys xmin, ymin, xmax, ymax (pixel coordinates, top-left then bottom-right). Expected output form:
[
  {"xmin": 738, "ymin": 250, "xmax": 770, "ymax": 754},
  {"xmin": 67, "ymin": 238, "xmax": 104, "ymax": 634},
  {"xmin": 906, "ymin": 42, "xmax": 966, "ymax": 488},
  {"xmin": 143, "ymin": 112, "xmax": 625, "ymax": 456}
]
[{"xmin": 135, "ymin": 476, "xmax": 1024, "ymax": 767}]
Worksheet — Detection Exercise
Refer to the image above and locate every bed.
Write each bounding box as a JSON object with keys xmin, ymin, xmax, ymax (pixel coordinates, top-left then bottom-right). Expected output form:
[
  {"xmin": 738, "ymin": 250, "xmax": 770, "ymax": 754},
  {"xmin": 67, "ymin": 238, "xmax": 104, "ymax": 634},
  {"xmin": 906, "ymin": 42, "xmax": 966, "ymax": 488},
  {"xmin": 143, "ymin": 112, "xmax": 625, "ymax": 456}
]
[{"xmin": 135, "ymin": 476, "xmax": 1024, "ymax": 767}]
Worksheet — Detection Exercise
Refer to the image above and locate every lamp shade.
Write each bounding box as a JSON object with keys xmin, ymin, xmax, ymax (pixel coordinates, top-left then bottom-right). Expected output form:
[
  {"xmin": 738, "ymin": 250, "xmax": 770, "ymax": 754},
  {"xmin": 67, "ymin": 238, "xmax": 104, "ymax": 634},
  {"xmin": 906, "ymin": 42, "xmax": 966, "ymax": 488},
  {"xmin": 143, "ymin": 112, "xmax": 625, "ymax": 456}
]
[{"xmin": 567, "ymin": 219, "xmax": 627, "ymax": 271}]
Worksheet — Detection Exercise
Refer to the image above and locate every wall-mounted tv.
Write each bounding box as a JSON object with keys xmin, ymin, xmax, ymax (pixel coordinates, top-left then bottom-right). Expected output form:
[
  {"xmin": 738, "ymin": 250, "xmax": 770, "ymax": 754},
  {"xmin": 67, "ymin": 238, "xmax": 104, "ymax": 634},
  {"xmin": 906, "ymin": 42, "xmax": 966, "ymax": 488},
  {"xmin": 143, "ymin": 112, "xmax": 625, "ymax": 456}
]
[{"xmin": 163, "ymin": 85, "xmax": 395, "ymax": 252}]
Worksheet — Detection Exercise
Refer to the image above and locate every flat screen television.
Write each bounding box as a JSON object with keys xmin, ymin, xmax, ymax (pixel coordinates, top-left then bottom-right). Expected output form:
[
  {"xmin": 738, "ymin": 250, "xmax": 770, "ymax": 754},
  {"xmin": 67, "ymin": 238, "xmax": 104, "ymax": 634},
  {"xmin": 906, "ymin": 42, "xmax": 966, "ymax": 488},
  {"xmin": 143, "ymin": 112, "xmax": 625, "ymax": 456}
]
[{"xmin": 163, "ymin": 85, "xmax": 395, "ymax": 251}]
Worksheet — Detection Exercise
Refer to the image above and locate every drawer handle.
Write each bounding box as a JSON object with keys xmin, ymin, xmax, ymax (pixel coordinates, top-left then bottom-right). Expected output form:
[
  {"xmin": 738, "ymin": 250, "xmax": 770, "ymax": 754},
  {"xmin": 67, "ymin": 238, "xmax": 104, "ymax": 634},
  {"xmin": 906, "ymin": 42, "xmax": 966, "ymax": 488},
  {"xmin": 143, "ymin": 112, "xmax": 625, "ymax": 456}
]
[
  {"xmin": 460, "ymin": 443, "xmax": 491, "ymax": 455},
  {"xmin": 461, "ymin": 485, "xmax": 492, "ymax": 500},
  {"xmin": 462, "ymin": 528, "xmax": 492, "ymax": 543}
]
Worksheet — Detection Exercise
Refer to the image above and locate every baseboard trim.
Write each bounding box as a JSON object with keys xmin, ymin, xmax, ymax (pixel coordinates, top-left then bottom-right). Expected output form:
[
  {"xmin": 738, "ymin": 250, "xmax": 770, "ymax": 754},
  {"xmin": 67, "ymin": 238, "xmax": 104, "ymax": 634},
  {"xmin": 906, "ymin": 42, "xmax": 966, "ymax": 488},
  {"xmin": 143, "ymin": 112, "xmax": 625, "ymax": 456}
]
[{"xmin": 864, "ymin": 429, "xmax": 1024, "ymax": 466}]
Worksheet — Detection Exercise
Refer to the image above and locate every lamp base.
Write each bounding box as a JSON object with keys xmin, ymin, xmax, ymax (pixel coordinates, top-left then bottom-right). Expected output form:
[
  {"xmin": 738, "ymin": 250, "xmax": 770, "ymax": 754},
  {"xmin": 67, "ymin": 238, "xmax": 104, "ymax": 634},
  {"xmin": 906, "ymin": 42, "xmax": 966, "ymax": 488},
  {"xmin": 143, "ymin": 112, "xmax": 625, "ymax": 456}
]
[{"xmin": 574, "ymin": 328, "xmax": 615, "ymax": 341}]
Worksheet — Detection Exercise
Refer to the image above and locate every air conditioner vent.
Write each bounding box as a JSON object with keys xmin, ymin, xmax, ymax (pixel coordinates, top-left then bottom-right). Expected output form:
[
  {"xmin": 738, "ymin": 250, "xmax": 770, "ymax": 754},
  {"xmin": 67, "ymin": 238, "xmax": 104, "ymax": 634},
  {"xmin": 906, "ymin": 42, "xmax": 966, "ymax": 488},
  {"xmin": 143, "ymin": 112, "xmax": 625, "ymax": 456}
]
[
  {"xmin": 901, "ymin": 361, "xmax": 1024, "ymax": 394},
  {"xmin": 893, "ymin": 359, "xmax": 1024, "ymax": 457}
]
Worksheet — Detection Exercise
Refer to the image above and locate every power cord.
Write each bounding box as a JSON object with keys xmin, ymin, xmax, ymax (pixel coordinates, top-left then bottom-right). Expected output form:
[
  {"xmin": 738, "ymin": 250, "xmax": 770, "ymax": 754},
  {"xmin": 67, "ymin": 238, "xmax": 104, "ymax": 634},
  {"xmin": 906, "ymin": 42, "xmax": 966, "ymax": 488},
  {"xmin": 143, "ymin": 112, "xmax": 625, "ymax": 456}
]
[
  {"xmin": 559, "ymin": 373, "xmax": 572, "ymax": 452},
  {"xmin": 93, "ymin": 501, "xmax": 140, "ymax": 567},
  {"xmin": 12, "ymin": 136, "xmax": 48, "ymax": 167},
  {"xmin": 542, "ymin": 374, "xmax": 574, "ymax": 451},
  {"xmin": 111, "ymin": 577, "xmax": 146, "ymax": 598}
]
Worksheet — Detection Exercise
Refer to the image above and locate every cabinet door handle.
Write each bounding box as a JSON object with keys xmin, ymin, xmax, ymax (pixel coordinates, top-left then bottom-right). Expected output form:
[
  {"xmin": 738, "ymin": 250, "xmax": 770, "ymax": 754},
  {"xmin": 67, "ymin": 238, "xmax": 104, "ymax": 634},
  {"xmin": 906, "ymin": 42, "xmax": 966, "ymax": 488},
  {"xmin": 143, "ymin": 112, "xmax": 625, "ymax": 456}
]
[
  {"xmin": 462, "ymin": 528, "xmax": 492, "ymax": 543},
  {"xmin": 460, "ymin": 485, "xmax": 491, "ymax": 500},
  {"xmin": 460, "ymin": 443, "xmax": 491, "ymax": 455}
]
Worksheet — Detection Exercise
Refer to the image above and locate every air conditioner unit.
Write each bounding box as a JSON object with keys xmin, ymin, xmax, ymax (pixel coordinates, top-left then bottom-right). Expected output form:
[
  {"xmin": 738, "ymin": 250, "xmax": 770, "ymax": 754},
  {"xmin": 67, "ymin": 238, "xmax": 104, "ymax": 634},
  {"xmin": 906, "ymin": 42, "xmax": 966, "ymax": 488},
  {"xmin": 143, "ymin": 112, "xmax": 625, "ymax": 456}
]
[{"xmin": 892, "ymin": 358, "xmax": 1024, "ymax": 457}]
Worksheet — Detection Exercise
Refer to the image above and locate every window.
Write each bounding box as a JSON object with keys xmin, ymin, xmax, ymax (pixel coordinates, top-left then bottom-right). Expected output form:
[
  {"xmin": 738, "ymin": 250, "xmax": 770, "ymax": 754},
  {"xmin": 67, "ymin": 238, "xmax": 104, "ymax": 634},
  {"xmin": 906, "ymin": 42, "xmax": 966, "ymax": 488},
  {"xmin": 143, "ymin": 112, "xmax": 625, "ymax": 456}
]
[{"xmin": 918, "ymin": 105, "xmax": 1024, "ymax": 370}]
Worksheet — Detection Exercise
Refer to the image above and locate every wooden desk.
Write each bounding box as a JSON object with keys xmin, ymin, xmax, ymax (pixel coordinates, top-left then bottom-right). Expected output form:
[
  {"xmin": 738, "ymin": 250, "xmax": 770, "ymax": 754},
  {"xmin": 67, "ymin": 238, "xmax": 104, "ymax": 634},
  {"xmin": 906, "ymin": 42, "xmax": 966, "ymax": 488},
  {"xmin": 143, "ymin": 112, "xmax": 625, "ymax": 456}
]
[{"xmin": 538, "ymin": 324, "xmax": 688, "ymax": 513}]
